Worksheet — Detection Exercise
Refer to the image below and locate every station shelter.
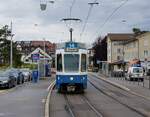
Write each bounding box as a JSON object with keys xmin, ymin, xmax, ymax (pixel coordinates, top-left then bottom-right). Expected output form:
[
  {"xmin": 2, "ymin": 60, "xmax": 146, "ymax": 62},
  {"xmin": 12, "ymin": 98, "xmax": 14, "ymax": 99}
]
[{"xmin": 23, "ymin": 48, "xmax": 52, "ymax": 78}]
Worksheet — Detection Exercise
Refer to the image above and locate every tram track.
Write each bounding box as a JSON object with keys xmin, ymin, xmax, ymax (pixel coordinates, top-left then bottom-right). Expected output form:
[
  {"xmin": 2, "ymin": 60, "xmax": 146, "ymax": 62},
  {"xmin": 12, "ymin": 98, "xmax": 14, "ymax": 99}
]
[
  {"xmin": 64, "ymin": 94, "xmax": 76, "ymax": 117},
  {"xmin": 88, "ymin": 75, "xmax": 149, "ymax": 117},
  {"xmin": 81, "ymin": 95, "xmax": 104, "ymax": 117},
  {"xmin": 63, "ymin": 94, "xmax": 104, "ymax": 117}
]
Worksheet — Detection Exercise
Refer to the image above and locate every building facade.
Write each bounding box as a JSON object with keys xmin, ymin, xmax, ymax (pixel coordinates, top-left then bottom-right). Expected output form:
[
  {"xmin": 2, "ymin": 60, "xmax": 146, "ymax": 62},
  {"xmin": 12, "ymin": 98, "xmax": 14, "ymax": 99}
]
[
  {"xmin": 16, "ymin": 41, "xmax": 56, "ymax": 56},
  {"xmin": 124, "ymin": 39, "xmax": 139, "ymax": 62},
  {"xmin": 138, "ymin": 32, "xmax": 150, "ymax": 62},
  {"xmin": 107, "ymin": 33, "xmax": 134, "ymax": 63}
]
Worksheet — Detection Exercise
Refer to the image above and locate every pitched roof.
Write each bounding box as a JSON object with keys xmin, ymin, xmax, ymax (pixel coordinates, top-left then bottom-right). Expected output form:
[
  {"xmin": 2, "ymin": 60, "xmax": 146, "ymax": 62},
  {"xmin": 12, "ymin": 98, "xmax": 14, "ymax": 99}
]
[
  {"xmin": 24, "ymin": 48, "xmax": 52, "ymax": 61},
  {"xmin": 107, "ymin": 33, "xmax": 135, "ymax": 41}
]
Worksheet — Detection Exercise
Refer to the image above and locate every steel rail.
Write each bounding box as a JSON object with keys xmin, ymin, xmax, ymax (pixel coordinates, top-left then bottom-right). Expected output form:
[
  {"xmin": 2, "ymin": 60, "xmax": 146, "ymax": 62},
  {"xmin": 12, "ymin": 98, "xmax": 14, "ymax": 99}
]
[
  {"xmin": 64, "ymin": 94, "xmax": 76, "ymax": 117},
  {"xmin": 88, "ymin": 79, "xmax": 147, "ymax": 117},
  {"xmin": 81, "ymin": 95, "xmax": 104, "ymax": 117}
]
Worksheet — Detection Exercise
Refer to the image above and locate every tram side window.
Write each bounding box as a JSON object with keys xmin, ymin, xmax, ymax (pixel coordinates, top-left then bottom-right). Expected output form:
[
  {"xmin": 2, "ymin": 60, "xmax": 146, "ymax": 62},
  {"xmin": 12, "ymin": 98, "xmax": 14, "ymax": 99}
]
[
  {"xmin": 57, "ymin": 54, "xmax": 62, "ymax": 72},
  {"xmin": 81, "ymin": 54, "xmax": 86, "ymax": 72}
]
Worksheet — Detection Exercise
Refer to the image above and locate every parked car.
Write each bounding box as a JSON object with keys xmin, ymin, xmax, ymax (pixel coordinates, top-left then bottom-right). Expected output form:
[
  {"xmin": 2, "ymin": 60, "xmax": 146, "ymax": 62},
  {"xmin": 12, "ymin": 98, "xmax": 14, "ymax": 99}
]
[
  {"xmin": 88, "ymin": 66, "xmax": 93, "ymax": 72},
  {"xmin": 6, "ymin": 69, "xmax": 24, "ymax": 84},
  {"xmin": 21, "ymin": 69, "xmax": 32, "ymax": 82},
  {"xmin": 92, "ymin": 67, "xmax": 99, "ymax": 72},
  {"xmin": 125, "ymin": 67, "xmax": 144, "ymax": 81},
  {"xmin": 0, "ymin": 71, "xmax": 17, "ymax": 88}
]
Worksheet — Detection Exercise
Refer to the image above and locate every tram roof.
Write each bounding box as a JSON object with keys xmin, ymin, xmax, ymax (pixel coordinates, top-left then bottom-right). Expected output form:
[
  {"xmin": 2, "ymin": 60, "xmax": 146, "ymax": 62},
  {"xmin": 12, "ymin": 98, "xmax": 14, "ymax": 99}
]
[{"xmin": 56, "ymin": 41, "xmax": 87, "ymax": 49}]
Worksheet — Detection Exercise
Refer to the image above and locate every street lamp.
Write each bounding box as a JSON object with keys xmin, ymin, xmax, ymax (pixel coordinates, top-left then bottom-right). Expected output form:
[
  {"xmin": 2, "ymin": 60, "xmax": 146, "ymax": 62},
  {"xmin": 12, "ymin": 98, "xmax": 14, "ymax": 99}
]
[
  {"xmin": 10, "ymin": 22, "xmax": 14, "ymax": 68},
  {"xmin": 40, "ymin": 0, "xmax": 54, "ymax": 11},
  {"xmin": 43, "ymin": 38, "xmax": 46, "ymax": 78}
]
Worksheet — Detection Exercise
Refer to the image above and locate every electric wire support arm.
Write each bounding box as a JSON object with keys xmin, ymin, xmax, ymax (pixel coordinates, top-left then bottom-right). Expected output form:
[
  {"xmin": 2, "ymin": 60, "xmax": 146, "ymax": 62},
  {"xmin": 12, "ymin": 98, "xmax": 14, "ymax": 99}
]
[{"xmin": 61, "ymin": 18, "xmax": 81, "ymax": 42}]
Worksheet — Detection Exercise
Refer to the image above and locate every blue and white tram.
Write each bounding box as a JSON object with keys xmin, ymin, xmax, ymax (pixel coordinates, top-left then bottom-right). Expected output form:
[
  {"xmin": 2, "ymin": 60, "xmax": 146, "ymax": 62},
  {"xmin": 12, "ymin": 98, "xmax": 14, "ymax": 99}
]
[{"xmin": 55, "ymin": 41, "xmax": 87, "ymax": 93}]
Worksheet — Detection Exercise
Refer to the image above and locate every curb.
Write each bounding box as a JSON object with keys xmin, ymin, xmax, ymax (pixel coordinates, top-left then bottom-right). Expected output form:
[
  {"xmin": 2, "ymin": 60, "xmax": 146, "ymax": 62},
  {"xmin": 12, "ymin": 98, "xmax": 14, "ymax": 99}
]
[
  {"xmin": 89, "ymin": 73, "xmax": 130, "ymax": 91},
  {"xmin": 45, "ymin": 81, "xmax": 55, "ymax": 117},
  {"xmin": 0, "ymin": 83, "xmax": 26, "ymax": 95},
  {"xmin": 89, "ymin": 73, "xmax": 150, "ymax": 101}
]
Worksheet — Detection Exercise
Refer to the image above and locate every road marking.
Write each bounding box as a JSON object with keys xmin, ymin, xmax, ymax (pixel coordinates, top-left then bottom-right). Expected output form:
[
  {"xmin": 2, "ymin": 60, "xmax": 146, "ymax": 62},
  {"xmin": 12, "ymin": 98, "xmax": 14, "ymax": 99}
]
[
  {"xmin": 45, "ymin": 81, "xmax": 55, "ymax": 117},
  {"xmin": 0, "ymin": 113, "xmax": 5, "ymax": 116},
  {"xmin": 42, "ymin": 99, "xmax": 46, "ymax": 103},
  {"xmin": 0, "ymin": 83, "xmax": 28, "ymax": 95},
  {"xmin": 47, "ymin": 84, "xmax": 52, "ymax": 91},
  {"xmin": 47, "ymin": 80, "xmax": 55, "ymax": 91},
  {"xmin": 0, "ymin": 90, "xmax": 6, "ymax": 93}
]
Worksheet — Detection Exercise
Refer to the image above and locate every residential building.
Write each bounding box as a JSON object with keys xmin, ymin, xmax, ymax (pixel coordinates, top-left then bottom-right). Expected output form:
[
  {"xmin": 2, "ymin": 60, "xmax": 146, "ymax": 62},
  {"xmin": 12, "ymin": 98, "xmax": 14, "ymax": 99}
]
[
  {"xmin": 124, "ymin": 32, "xmax": 150, "ymax": 65},
  {"xmin": 107, "ymin": 33, "xmax": 135, "ymax": 63},
  {"xmin": 88, "ymin": 48, "xmax": 94, "ymax": 66},
  {"xmin": 124, "ymin": 38, "xmax": 139, "ymax": 62},
  {"xmin": 16, "ymin": 40, "xmax": 56, "ymax": 55},
  {"xmin": 137, "ymin": 32, "xmax": 150, "ymax": 62}
]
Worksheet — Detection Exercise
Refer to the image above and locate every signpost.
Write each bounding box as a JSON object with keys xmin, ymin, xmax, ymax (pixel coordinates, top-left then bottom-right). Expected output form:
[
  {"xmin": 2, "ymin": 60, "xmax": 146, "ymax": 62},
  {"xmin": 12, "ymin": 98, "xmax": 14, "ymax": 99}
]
[{"xmin": 32, "ymin": 53, "xmax": 40, "ymax": 80}]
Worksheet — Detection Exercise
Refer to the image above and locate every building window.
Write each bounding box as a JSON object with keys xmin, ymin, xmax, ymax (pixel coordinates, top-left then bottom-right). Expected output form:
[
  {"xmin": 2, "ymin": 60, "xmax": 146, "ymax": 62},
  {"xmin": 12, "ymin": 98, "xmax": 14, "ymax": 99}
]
[
  {"xmin": 144, "ymin": 40, "xmax": 148, "ymax": 46},
  {"xmin": 144, "ymin": 50, "xmax": 148, "ymax": 57},
  {"xmin": 117, "ymin": 56, "xmax": 120, "ymax": 60},
  {"xmin": 117, "ymin": 48, "xmax": 121, "ymax": 54}
]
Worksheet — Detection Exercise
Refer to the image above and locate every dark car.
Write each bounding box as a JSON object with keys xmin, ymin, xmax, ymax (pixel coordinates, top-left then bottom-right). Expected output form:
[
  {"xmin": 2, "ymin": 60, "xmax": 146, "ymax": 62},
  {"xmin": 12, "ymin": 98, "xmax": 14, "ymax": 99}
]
[
  {"xmin": 0, "ymin": 71, "xmax": 17, "ymax": 88},
  {"xmin": 6, "ymin": 69, "xmax": 24, "ymax": 84}
]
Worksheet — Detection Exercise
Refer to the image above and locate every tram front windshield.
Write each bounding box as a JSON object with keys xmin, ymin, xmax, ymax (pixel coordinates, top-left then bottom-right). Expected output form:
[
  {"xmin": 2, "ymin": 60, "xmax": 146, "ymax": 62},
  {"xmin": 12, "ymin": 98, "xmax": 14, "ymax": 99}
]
[{"xmin": 64, "ymin": 54, "xmax": 79, "ymax": 72}]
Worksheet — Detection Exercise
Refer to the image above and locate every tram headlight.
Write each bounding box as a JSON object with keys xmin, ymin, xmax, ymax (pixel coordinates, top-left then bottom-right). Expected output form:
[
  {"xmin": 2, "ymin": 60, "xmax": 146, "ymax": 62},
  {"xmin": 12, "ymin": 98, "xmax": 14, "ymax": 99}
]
[
  {"xmin": 57, "ymin": 77, "xmax": 60, "ymax": 80},
  {"xmin": 70, "ymin": 77, "xmax": 74, "ymax": 81}
]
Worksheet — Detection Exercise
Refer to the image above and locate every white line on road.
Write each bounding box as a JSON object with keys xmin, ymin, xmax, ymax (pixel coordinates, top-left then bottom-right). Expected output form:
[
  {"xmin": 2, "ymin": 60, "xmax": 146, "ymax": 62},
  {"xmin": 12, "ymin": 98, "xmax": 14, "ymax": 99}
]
[
  {"xmin": 42, "ymin": 99, "xmax": 46, "ymax": 103},
  {"xmin": 47, "ymin": 80, "xmax": 55, "ymax": 91},
  {"xmin": 45, "ymin": 81, "xmax": 55, "ymax": 117}
]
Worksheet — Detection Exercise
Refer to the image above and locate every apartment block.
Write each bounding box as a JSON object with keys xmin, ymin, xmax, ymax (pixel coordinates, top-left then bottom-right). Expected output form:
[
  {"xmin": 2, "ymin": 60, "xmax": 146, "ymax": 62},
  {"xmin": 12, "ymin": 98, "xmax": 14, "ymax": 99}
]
[{"xmin": 107, "ymin": 33, "xmax": 134, "ymax": 63}]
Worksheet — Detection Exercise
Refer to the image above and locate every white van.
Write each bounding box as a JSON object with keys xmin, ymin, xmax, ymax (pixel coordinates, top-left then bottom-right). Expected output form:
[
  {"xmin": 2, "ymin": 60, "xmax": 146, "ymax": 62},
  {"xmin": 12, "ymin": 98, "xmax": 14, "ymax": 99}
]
[{"xmin": 125, "ymin": 67, "xmax": 144, "ymax": 81}]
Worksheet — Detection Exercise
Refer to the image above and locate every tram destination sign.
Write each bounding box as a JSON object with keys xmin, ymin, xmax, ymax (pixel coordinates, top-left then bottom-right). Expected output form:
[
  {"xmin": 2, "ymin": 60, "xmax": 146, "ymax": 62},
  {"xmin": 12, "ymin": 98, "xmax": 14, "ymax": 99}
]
[{"xmin": 65, "ymin": 42, "xmax": 78, "ymax": 52}]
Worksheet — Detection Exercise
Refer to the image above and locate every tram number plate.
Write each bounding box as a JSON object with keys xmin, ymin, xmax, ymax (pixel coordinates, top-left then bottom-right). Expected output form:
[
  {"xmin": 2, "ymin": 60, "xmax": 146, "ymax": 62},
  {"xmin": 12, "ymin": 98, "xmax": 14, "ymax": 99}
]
[{"xmin": 67, "ymin": 86, "xmax": 75, "ymax": 92}]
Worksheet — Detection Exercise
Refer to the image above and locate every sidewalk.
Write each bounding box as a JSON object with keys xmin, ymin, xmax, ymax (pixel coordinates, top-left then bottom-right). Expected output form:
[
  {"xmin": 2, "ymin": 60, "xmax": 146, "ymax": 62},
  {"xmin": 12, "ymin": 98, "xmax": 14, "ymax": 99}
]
[{"xmin": 89, "ymin": 72, "xmax": 150, "ymax": 100}]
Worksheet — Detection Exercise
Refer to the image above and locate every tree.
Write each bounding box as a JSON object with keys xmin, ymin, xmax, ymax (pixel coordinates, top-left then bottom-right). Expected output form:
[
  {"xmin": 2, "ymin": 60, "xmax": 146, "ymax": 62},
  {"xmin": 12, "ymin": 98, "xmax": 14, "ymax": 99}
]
[
  {"xmin": 0, "ymin": 25, "xmax": 22, "ymax": 67},
  {"xmin": 0, "ymin": 25, "xmax": 11, "ymax": 65},
  {"xmin": 92, "ymin": 36, "xmax": 107, "ymax": 67},
  {"xmin": 132, "ymin": 28, "xmax": 148, "ymax": 35}
]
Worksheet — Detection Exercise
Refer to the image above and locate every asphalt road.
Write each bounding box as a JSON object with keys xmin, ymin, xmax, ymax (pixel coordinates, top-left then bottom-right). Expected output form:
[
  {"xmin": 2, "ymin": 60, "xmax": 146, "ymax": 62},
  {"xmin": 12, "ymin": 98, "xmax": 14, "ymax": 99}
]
[
  {"xmin": 50, "ymin": 74, "xmax": 150, "ymax": 117},
  {"xmin": 0, "ymin": 78, "xmax": 53, "ymax": 117},
  {"xmin": 1, "ymin": 74, "xmax": 150, "ymax": 117}
]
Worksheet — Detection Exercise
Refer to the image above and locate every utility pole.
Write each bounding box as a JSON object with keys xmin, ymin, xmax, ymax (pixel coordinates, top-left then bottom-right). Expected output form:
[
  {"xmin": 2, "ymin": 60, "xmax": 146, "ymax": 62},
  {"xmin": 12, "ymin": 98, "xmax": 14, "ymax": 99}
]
[
  {"xmin": 43, "ymin": 38, "xmax": 46, "ymax": 77},
  {"xmin": 10, "ymin": 21, "xmax": 14, "ymax": 68}
]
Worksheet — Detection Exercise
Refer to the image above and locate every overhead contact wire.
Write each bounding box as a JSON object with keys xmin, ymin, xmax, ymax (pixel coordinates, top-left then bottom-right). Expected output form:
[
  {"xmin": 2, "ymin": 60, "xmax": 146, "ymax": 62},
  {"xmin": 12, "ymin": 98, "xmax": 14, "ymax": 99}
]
[{"xmin": 90, "ymin": 0, "xmax": 129, "ymax": 40}]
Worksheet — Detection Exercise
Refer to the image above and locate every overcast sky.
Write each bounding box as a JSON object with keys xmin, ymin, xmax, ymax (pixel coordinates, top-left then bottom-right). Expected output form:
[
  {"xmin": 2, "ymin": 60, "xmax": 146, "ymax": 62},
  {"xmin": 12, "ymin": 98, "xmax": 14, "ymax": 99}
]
[{"xmin": 0, "ymin": 0, "xmax": 150, "ymax": 44}]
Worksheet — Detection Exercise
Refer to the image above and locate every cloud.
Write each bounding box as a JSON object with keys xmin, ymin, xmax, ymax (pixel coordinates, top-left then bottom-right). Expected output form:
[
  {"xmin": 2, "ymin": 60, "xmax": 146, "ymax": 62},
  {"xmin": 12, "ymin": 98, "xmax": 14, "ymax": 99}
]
[{"xmin": 0, "ymin": 0, "xmax": 150, "ymax": 44}]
